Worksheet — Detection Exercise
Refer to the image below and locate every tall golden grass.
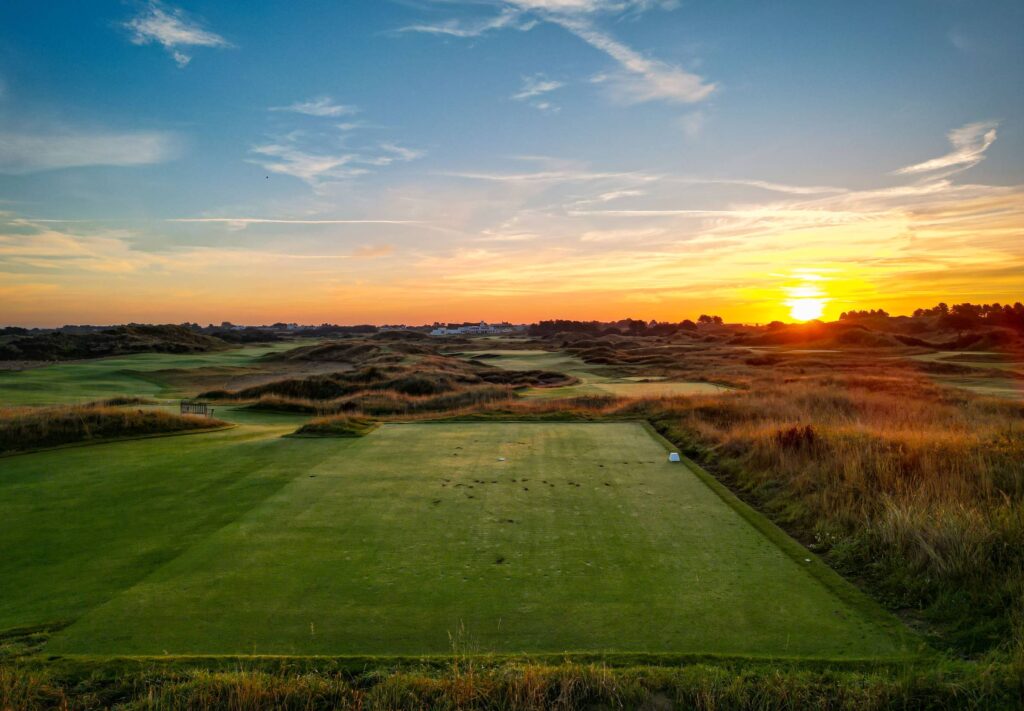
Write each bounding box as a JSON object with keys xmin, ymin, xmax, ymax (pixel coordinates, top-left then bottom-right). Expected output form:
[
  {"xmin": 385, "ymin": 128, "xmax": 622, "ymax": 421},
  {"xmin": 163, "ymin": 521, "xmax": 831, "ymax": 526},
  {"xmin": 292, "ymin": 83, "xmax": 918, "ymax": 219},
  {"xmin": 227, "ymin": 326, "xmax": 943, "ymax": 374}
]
[
  {"xmin": 3, "ymin": 659, "xmax": 1022, "ymax": 710},
  {"xmin": 637, "ymin": 373, "xmax": 1024, "ymax": 654},
  {"xmin": 246, "ymin": 384, "xmax": 516, "ymax": 417},
  {"xmin": 0, "ymin": 402, "xmax": 225, "ymax": 454}
]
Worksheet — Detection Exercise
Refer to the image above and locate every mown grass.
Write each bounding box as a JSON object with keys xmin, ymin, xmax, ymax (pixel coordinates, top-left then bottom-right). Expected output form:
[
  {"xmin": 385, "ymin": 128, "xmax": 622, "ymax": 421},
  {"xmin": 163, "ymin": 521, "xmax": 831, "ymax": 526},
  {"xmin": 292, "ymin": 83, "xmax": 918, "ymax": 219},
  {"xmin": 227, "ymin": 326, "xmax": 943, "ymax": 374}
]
[
  {"xmin": 37, "ymin": 422, "xmax": 910, "ymax": 658},
  {"xmin": 0, "ymin": 423, "xmax": 330, "ymax": 633},
  {"xmin": 0, "ymin": 402, "xmax": 226, "ymax": 454}
]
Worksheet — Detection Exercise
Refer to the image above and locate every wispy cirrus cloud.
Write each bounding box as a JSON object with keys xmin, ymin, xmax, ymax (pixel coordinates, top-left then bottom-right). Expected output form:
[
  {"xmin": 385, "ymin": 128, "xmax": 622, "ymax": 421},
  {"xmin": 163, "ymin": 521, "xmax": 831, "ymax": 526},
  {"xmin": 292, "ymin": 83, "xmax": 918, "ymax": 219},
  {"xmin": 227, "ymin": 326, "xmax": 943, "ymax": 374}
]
[
  {"xmin": 0, "ymin": 220, "xmax": 164, "ymax": 275},
  {"xmin": 248, "ymin": 137, "xmax": 424, "ymax": 186},
  {"xmin": 0, "ymin": 129, "xmax": 179, "ymax": 174},
  {"xmin": 168, "ymin": 217, "xmax": 419, "ymax": 232},
  {"xmin": 399, "ymin": 1, "xmax": 714, "ymax": 106},
  {"xmin": 375, "ymin": 143, "xmax": 426, "ymax": 163},
  {"xmin": 512, "ymin": 74, "xmax": 565, "ymax": 112},
  {"xmin": 123, "ymin": 1, "xmax": 232, "ymax": 68},
  {"xmin": 270, "ymin": 96, "xmax": 358, "ymax": 117},
  {"xmin": 895, "ymin": 121, "xmax": 999, "ymax": 177},
  {"xmin": 556, "ymin": 15, "xmax": 714, "ymax": 104},
  {"xmin": 512, "ymin": 75, "xmax": 564, "ymax": 100},
  {"xmin": 249, "ymin": 140, "xmax": 364, "ymax": 184},
  {"xmin": 398, "ymin": 7, "xmax": 535, "ymax": 37},
  {"xmin": 440, "ymin": 166, "xmax": 846, "ymax": 198},
  {"xmin": 440, "ymin": 168, "xmax": 656, "ymax": 183},
  {"xmin": 251, "ymin": 101, "xmax": 423, "ymax": 187}
]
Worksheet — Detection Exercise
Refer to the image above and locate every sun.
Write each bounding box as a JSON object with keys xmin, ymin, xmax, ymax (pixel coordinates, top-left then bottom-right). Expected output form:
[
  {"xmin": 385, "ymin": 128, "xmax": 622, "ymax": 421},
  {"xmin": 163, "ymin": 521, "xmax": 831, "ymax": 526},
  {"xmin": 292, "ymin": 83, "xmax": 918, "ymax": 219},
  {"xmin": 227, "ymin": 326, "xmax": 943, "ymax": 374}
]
[
  {"xmin": 783, "ymin": 273, "xmax": 829, "ymax": 321},
  {"xmin": 788, "ymin": 298, "xmax": 825, "ymax": 321}
]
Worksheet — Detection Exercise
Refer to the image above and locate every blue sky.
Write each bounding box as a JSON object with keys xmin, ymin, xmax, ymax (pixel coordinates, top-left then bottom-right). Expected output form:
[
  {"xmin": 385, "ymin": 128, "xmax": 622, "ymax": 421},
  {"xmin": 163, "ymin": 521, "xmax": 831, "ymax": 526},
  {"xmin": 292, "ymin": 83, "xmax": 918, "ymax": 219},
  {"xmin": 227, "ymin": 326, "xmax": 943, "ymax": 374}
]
[{"xmin": 1, "ymin": 0, "xmax": 1022, "ymax": 325}]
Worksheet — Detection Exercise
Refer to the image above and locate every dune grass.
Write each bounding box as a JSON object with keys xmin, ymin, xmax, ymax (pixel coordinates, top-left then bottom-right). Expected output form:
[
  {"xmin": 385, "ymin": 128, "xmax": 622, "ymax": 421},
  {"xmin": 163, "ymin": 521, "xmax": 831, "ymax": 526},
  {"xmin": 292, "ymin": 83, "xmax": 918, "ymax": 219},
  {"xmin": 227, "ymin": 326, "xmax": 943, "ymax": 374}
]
[
  {"xmin": 3, "ymin": 657, "xmax": 1022, "ymax": 711},
  {"xmin": 635, "ymin": 376, "xmax": 1024, "ymax": 653},
  {"xmin": 461, "ymin": 349, "xmax": 730, "ymax": 398},
  {"xmin": 293, "ymin": 414, "xmax": 377, "ymax": 437},
  {"xmin": 0, "ymin": 402, "xmax": 226, "ymax": 454}
]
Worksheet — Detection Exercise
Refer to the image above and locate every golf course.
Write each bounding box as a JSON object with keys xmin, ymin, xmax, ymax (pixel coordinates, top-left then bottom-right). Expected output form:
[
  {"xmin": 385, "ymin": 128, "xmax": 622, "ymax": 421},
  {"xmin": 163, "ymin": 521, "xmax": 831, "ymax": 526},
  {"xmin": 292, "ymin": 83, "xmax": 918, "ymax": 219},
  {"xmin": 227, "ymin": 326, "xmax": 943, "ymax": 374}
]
[
  {"xmin": 5, "ymin": 335, "xmax": 1022, "ymax": 709},
  {"xmin": 1, "ymin": 412, "xmax": 915, "ymax": 659},
  {"xmin": 0, "ymin": 342, "xmax": 310, "ymax": 406},
  {"xmin": 458, "ymin": 349, "xmax": 731, "ymax": 399}
]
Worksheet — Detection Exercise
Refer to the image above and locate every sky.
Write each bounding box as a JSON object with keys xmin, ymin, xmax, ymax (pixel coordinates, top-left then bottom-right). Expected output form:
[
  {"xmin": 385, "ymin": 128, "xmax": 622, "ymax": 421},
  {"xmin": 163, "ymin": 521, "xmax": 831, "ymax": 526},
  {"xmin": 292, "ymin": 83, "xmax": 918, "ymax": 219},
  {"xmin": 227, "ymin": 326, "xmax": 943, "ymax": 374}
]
[{"xmin": 1, "ymin": 0, "xmax": 1022, "ymax": 327}]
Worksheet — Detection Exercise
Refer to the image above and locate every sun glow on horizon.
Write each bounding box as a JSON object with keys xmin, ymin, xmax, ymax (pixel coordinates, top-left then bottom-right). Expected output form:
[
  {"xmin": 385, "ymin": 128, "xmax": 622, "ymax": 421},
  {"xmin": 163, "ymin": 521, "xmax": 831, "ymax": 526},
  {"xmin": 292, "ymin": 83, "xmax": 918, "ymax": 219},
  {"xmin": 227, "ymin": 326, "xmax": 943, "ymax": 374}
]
[
  {"xmin": 784, "ymin": 273, "xmax": 829, "ymax": 322},
  {"xmin": 788, "ymin": 298, "xmax": 826, "ymax": 321}
]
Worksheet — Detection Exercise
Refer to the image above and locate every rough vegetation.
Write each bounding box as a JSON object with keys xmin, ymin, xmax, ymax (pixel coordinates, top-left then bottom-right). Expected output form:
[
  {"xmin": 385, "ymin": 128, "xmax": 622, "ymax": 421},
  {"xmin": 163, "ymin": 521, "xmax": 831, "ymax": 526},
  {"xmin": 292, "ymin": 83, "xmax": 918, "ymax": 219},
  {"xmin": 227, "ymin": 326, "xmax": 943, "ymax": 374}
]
[
  {"xmin": 638, "ymin": 376, "xmax": 1024, "ymax": 656},
  {"xmin": 0, "ymin": 402, "xmax": 226, "ymax": 454},
  {"xmin": 293, "ymin": 414, "xmax": 376, "ymax": 437},
  {"xmin": 203, "ymin": 339, "xmax": 577, "ymax": 416},
  {"xmin": 0, "ymin": 324, "xmax": 229, "ymax": 362},
  {"xmin": 1, "ymin": 657, "xmax": 1021, "ymax": 710}
]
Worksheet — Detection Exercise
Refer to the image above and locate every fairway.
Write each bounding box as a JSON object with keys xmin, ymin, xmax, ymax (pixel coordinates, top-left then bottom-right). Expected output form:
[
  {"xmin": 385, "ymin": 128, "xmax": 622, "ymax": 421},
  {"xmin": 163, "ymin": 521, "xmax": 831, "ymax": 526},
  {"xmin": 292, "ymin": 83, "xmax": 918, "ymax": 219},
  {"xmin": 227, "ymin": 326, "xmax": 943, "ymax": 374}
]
[
  {"xmin": 0, "ymin": 342, "xmax": 308, "ymax": 405},
  {"xmin": 909, "ymin": 351, "xmax": 1024, "ymax": 401},
  {"xmin": 2, "ymin": 420, "xmax": 914, "ymax": 659},
  {"xmin": 460, "ymin": 350, "xmax": 731, "ymax": 398}
]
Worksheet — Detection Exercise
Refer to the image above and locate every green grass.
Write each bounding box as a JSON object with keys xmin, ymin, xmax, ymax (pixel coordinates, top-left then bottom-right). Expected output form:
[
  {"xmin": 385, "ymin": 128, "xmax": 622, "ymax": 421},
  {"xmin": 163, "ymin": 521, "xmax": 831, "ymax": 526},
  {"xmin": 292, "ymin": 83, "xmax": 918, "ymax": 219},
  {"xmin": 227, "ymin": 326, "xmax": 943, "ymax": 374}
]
[
  {"xmin": 0, "ymin": 417, "xmax": 319, "ymax": 633},
  {"xmin": 593, "ymin": 382, "xmax": 729, "ymax": 397},
  {"xmin": 461, "ymin": 350, "xmax": 731, "ymax": 398},
  {"xmin": 2, "ymin": 420, "xmax": 918, "ymax": 659},
  {"xmin": 908, "ymin": 351, "xmax": 1024, "ymax": 400},
  {"xmin": 0, "ymin": 342, "xmax": 305, "ymax": 406}
]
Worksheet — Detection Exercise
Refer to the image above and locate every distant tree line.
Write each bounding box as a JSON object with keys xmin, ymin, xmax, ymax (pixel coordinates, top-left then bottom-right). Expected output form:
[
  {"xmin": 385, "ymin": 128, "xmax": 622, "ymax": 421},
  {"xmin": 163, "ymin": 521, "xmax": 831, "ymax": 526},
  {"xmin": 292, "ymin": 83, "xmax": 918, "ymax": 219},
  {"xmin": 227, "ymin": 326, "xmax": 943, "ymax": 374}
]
[
  {"xmin": 840, "ymin": 302, "xmax": 1024, "ymax": 332},
  {"xmin": 838, "ymin": 309, "xmax": 890, "ymax": 320},
  {"xmin": 914, "ymin": 302, "xmax": 1024, "ymax": 332},
  {"xmin": 528, "ymin": 315, "xmax": 723, "ymax": 337}
]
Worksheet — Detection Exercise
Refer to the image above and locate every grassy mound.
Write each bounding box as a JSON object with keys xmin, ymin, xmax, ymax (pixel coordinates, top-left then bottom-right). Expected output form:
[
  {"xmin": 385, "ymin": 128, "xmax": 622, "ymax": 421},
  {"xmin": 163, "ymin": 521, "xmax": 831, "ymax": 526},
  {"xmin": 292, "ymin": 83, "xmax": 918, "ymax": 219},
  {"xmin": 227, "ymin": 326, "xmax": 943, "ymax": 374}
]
[
  {"xmin": 0, "ymin": 324, "xmax": 228, "ymax": 362},
  {"xmin": 293, "ymin": 415, "xmax": 376, "ymax": 437},
  {"xmin": 244, "ymin": 385, "xmax": 515, "ymax": 417},
  {"xmin": 203, "ymin": 348, "xmax": 577, "ymax": 414},
  {"xmin": 263, "ymin": 341, "xmax": 397, "ymax": 363},
  {"xmin": 0, "ymin": 403, "xmax": 226, "ymax": 454}
]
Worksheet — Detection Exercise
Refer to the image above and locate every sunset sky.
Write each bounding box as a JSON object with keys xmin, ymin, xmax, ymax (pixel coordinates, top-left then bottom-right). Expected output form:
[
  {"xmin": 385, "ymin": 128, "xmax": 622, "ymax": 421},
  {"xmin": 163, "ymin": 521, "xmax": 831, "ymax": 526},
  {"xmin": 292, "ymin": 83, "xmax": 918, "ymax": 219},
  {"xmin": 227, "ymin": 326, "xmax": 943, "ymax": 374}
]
[{"xmin": 1, "ymin": 1, "xmax": 1022, "ymax": 326}]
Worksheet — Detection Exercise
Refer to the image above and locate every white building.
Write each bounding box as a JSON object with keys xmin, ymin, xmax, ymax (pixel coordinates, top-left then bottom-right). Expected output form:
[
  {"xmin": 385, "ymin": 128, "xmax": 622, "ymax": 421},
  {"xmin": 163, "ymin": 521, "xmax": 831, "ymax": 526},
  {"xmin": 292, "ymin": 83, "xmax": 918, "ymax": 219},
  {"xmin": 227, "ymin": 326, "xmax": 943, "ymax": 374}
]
[{"xmin": 429, "ymin": 321, "xmax": 519, "ymax": 336}]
